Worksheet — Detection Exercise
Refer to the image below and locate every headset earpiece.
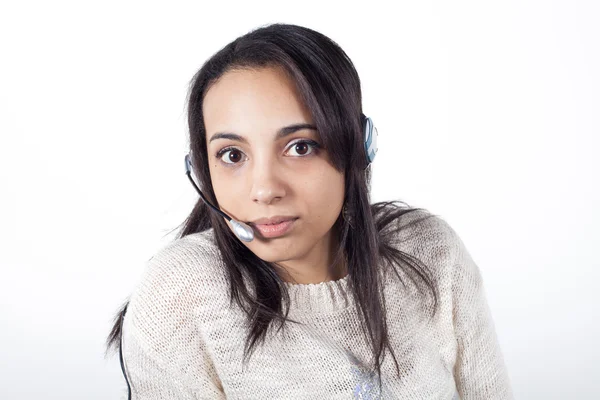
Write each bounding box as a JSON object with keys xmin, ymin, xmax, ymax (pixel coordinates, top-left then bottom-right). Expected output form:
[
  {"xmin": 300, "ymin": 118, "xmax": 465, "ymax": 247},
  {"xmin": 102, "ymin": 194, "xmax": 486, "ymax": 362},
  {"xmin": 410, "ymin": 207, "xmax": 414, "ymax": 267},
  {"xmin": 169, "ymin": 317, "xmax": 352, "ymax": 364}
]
[{"xmin": 361, "ymin": 113, "xmax": 378, "ymax": 168}]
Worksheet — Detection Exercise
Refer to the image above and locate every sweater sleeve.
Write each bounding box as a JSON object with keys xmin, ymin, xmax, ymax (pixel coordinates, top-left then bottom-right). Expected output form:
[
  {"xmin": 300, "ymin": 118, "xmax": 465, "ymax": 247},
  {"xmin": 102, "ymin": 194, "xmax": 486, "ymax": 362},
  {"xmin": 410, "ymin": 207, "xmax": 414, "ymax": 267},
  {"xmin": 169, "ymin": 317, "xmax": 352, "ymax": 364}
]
[
  {"xmin": 121, "ymin": 248, "xmax": 226, "ymax": 399},
  {"xmin": 450, "ymin": 229, "xmax": 514, "ymax": 400}
]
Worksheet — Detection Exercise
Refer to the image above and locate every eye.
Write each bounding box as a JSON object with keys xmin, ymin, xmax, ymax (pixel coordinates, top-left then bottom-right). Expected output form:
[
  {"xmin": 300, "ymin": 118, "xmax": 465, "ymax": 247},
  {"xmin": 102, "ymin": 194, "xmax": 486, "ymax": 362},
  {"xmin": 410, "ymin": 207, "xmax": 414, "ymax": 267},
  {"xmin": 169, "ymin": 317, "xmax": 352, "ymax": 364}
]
[
  {"xmin": 285, "ymin": 140, "xmax": 320, "ymax": 157},
  {"xmin": 216, "ymin": 147, "xmax": 246, "ymax": 165}
]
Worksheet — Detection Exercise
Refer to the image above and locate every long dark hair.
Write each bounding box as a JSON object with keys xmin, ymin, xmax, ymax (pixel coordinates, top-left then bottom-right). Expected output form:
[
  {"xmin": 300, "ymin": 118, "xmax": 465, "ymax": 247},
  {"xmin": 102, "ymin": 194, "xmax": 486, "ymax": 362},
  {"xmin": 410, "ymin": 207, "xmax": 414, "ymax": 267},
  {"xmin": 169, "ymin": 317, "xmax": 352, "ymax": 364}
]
[{"xmin": 106, "ymin": 23, "xmax": 439, "ymax": 392}]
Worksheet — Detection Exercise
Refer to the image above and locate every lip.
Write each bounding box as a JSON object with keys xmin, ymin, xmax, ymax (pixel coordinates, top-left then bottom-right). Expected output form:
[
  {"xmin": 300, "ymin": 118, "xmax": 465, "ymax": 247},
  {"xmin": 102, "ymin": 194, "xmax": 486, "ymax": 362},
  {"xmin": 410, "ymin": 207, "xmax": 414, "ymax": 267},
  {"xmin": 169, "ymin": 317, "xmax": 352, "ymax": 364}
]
[
  {"xmin": 250, "ymin": 215, "xmax": 298, "ymax": 225},
  {"xmin": 252, "ymin": 218, "xmax": 298, "ymax": 239}
]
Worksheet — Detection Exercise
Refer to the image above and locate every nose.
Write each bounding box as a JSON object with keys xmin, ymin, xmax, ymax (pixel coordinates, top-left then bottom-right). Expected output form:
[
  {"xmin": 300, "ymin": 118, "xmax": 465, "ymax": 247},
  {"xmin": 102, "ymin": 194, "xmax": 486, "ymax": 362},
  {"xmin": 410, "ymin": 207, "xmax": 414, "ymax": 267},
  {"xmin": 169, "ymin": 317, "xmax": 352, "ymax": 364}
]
[{"xmin": 250, "ymin": 156, "xmax": 286, "ymax": 205}]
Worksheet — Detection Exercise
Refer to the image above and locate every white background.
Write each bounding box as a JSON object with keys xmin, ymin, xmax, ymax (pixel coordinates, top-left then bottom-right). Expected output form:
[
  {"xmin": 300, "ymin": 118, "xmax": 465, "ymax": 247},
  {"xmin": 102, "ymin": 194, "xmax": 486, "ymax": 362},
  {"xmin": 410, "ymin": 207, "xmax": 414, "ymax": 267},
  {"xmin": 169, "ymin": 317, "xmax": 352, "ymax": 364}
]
[{"xmin": 1, "ymin": 1, "xmax": 598, "ymax": 399}]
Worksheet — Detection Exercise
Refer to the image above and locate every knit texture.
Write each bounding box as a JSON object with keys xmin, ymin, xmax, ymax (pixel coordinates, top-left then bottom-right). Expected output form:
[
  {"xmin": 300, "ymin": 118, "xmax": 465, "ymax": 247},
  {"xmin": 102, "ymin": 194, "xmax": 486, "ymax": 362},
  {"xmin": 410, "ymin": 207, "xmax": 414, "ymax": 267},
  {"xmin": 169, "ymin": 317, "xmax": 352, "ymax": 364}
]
[{"xmin": 121, "ymin": 210, "xmax": 513, "ymax": 399}]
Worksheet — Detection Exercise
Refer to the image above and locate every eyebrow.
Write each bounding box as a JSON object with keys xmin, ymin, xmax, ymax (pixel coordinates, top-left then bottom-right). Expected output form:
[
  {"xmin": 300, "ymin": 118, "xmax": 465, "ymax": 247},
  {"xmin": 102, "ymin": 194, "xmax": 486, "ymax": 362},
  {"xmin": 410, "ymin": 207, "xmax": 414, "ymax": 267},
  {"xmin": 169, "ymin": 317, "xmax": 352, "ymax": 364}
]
[{"xmin": 208, "ymin": 123, "xmax": 317, "ymax": 144}]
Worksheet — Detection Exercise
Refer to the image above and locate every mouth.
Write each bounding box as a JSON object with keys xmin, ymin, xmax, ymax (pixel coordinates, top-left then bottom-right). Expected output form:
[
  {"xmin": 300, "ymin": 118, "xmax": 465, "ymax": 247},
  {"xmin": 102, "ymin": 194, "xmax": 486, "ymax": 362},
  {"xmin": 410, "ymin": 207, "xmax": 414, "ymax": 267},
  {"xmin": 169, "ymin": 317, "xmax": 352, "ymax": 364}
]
[{"xmin": 251, "ymin": 218, "xmax": 298, "ymax": 238}]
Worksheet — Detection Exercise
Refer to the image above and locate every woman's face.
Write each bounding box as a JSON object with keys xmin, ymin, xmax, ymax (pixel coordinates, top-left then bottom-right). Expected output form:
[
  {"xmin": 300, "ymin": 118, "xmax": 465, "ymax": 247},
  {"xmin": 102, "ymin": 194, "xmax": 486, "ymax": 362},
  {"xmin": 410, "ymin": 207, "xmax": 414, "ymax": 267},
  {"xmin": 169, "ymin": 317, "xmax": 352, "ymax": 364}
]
[{"xmin": 202, "ymin": 66, "xmax": 345, "ymax": 282}]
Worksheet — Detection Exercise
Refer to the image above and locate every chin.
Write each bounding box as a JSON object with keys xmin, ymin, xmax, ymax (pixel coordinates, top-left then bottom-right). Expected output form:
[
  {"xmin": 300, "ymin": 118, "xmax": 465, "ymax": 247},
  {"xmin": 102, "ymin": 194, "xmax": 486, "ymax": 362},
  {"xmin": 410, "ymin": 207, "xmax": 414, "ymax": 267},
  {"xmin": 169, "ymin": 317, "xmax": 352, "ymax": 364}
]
[{"xmin": 250, "ymin": 242, "xmax": 300, "ymax": 263}]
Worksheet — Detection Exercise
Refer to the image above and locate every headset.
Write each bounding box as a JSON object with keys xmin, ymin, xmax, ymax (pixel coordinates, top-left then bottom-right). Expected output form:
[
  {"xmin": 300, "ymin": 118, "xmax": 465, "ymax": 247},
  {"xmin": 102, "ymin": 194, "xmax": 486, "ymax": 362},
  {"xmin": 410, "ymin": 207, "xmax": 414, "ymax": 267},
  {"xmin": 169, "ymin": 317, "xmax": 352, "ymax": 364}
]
[{"xmin": 118, "ymin": 113, "xmax": 378, "ymax": 399}]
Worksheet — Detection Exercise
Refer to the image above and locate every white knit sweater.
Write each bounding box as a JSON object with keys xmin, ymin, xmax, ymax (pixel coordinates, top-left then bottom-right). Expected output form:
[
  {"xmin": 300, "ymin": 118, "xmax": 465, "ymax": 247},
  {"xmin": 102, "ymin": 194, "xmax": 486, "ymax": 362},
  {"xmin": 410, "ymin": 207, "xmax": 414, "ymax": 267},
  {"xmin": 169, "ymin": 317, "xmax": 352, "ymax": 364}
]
[{"xmin": 121, "ymin": 210, "xmax": 513, "ymax": 399}]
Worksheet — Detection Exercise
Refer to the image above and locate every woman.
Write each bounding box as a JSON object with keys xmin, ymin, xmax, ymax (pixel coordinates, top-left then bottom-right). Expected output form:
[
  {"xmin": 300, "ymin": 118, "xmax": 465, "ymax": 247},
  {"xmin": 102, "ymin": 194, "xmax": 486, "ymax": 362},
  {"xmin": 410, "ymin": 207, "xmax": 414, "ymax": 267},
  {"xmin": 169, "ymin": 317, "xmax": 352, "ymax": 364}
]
[{"xmin": 106, "ymin": 23, "xmax": 513, "ymax": 399}]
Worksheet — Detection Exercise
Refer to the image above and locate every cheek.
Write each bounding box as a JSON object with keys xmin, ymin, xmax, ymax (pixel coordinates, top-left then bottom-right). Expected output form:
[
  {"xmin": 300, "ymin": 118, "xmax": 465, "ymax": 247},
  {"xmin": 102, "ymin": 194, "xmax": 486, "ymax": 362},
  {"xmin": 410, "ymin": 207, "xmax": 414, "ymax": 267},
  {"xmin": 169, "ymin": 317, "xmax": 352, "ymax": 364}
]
[
  {"xmin": 303, "ymin": 170, "xmax": 345, "ymax": 224},
  {"xmin": 210, "ymin": 168, "xmax": 240, "ymax": 209}
]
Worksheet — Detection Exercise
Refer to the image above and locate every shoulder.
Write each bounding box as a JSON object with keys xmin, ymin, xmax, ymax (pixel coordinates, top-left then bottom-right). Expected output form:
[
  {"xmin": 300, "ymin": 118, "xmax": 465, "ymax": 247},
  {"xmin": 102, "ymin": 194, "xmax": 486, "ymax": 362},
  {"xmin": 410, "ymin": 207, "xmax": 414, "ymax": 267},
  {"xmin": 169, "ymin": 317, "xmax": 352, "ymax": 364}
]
[
  {"xmin": 141, "ymin": 228, "xmax": 223, "ymax": 283},
  {"xmin": 133, "ymin": 229, "xmax": 223, "ymax": 296},
  {"xmin": 391, "ymin": 208, "xmax": 461, "ymax": 261},
  {"xmin": 145, "ymin": 228, "xmax": 221, "ymax": 275},
  {"xmin": 124, "ymin": 228, "xmax": 226, "ymax": 344},
  {"xmin": 122, "ymin": 228, "xmax": 229, "ymax": 373},
  {"xmin": 384, "ymin": 207, "xmax": 465, "ymax": 283}
]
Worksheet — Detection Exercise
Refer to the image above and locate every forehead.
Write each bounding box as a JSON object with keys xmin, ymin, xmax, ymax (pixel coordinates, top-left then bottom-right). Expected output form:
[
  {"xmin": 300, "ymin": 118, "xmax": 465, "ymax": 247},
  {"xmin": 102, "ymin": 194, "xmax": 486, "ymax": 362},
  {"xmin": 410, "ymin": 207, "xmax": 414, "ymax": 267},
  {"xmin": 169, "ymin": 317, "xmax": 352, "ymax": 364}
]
[{"xmin": 202, "ymin": 66, "xmax": 313, "ymax": 135}]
